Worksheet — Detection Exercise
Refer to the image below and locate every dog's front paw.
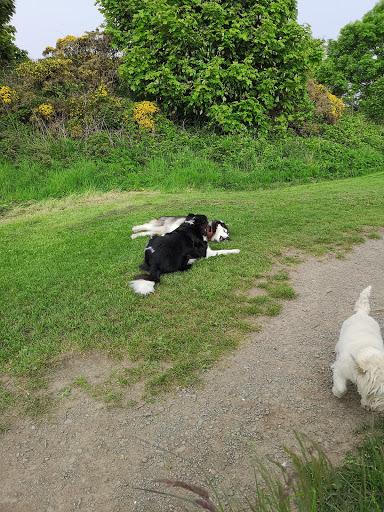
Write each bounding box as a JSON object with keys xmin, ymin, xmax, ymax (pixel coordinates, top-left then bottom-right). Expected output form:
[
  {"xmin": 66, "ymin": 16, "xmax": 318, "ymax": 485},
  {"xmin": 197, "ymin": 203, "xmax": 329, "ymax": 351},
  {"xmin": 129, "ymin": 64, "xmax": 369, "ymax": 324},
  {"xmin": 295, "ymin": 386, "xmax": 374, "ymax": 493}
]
[
  {"xmin": 332, "ymin": 386, "xmax": 346, "ymax": 398},
  {"xmin": 361, "ymin": 399, "xmax": 373, "ymax": 412}
]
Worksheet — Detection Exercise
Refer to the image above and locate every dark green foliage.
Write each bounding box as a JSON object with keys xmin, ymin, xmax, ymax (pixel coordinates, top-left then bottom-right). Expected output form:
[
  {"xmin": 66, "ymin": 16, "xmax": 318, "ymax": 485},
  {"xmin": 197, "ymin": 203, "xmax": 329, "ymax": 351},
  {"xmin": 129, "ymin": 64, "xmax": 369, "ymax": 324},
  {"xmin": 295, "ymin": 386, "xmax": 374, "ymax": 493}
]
[
  {"xmin": 361, "ymin": 76, "xmax": 384, "ymax": 124},
  {"xmin": 316, "ymin": 0, "xmax": 384, "ymax": 122},
  {"xmin": 0, "ymin": 0, "xmax": 14, "ymax": 23},
  {"xmin": 0, "ymin": 0, "xmax": 27, "ymax": 64},
  {"xmin": 97, "ymin": 0, "xmax": 323, "ymax": 135}
]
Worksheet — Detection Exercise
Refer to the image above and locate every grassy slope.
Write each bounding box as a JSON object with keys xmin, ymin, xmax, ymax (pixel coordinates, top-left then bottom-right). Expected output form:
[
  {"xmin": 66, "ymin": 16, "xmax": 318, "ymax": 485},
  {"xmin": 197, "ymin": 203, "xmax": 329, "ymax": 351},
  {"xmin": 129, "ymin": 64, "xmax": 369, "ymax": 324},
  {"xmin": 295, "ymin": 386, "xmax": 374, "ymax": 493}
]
[
  {"xmin": 1, "ymin": 173, "xmax": 384, "ymax": 400},
  {"xmin": 1, "ymin": 113, "xmax": 384, "ymax": 203}
]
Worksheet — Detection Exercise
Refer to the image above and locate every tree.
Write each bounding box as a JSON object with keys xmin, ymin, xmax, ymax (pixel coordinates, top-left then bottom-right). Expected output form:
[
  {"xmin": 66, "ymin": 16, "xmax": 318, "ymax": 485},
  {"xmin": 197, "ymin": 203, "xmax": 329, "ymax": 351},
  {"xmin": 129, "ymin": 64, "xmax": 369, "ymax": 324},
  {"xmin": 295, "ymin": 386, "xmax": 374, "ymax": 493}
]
[
  {"xmin": 0, "ymin": 0, "xmax": 27, "ymax": 65},
  {"xmin": 96, "ymin": 0, "xmax": 323, "ymax": 134},
  {"xmin": 316, "ymin": 0, "xmax": 384, "ymax": 116}
]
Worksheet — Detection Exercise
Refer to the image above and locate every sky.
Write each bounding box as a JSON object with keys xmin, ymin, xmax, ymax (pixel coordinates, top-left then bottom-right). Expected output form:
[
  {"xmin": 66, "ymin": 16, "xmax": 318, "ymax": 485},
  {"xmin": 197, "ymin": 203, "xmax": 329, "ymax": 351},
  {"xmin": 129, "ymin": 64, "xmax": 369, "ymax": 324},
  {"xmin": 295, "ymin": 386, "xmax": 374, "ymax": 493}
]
[{"xmin": 11, "ymin": 0, "xmax": 380, "ymax": 61}]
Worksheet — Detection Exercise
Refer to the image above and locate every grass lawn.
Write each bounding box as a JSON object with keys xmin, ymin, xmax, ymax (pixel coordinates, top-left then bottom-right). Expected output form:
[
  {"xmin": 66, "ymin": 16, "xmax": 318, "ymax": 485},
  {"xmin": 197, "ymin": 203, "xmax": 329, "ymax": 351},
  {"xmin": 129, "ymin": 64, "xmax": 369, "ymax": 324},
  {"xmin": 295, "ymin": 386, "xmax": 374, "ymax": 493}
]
[{"xmin": 1, "ymin": 173, "xmax": 384, "ymax": 412}]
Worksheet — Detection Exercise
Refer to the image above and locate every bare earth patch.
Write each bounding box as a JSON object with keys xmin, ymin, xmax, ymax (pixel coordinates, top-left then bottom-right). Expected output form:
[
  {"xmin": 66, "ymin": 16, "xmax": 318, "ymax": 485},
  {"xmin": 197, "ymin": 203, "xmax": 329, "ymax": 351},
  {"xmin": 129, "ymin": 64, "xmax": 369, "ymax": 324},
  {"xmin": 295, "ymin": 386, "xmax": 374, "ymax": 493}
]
[{"xmin": 1, "ymin": 236, "xmax": 384, "ymax": 512}]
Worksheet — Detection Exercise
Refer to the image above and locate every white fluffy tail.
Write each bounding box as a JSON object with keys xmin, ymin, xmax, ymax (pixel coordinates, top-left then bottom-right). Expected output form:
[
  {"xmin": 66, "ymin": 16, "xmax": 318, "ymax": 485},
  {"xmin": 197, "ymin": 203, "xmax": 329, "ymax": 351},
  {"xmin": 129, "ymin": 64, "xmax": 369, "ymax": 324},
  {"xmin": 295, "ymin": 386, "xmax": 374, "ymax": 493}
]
[
  {"xmin": 354, "ymin": 285, "xmax": 372, "ymax": 314},
  {"xmin": 130, "ymin": 279, "xmax": 155, "ymax": 295}
]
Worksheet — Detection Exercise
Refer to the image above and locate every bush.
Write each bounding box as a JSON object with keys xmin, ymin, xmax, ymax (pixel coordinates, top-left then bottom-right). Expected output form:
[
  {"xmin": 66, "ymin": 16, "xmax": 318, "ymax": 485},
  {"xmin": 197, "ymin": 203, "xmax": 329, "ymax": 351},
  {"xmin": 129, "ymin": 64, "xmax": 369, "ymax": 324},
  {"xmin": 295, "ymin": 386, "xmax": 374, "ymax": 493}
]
[
  {"xmin": 0, "ymin": 31, "xmax": 144, "ymax": 139},
  {"xmin": 306, "ymin": 79, "xmax": 345, "ymax": 125},
  {"xmin": 97, "ymin": 0, "xmax": 324, "ymax": 135},
  {"xmin": 361, "ymin": 77, "xmax": 384, "ymax": 124}
]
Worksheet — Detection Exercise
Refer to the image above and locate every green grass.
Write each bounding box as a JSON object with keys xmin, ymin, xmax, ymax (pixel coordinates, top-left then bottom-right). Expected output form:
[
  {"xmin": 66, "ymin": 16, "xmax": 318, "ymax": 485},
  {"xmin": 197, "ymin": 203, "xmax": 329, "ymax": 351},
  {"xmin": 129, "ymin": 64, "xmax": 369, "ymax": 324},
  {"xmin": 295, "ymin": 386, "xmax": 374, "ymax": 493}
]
[
  {"xmin": 1, "ymin": 113, "xmax": 384, "ymax": 203},
  {"xmin": 1, "ymin": 172, "xmax": 384, "ymax": 415}
]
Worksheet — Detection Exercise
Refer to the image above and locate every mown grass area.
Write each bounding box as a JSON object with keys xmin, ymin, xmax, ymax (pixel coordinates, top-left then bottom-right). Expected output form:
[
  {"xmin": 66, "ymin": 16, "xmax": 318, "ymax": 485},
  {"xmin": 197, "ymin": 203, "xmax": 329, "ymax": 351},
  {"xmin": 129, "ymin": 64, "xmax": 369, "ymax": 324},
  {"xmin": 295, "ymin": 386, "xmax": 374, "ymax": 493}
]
[
  {"xmin": 1, "ymin": 172, "xmax": 384, "ymax": 417},
  {"xmin": 1, "ymin": 113, "xmax": 384, "ymax": 203}
]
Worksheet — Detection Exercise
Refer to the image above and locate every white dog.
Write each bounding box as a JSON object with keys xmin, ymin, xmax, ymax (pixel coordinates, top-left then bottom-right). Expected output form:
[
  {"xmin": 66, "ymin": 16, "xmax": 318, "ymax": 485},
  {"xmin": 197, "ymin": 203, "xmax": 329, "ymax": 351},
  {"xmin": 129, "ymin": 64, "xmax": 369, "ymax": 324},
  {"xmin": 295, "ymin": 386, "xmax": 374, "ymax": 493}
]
[
  {"xmin": 131, "ymin": 215, "xmax": 230, "ymax": 242},
  {"xmin": 332, "ymin": 285, "xmax": 384, "ymax": 412}
]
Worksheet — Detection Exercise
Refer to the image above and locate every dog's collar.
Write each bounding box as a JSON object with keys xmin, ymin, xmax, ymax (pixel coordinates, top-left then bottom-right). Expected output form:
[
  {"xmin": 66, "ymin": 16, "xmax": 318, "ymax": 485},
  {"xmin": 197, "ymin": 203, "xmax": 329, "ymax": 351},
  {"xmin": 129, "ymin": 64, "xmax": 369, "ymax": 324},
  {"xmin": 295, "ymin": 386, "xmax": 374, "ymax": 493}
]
[{"xmin": 207, "ymin": 224, "xmax": 213, "ymax": 239}]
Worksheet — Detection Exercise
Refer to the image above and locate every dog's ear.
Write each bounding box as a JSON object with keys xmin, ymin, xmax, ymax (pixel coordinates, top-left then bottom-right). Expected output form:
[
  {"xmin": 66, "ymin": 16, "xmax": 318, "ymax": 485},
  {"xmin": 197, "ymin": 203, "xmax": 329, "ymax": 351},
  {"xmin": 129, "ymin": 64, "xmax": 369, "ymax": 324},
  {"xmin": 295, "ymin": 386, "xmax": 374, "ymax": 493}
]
[
  {"xmin": 210, "ymin": 220, "xmax": 217, "ymax": 231},
  {"xmin": 194, "ymin": 214, "xmax": 208, "ymax": 225},
  {"xmin": 352, "ymin": 355, "xmax": 367, "ymax": 375}
]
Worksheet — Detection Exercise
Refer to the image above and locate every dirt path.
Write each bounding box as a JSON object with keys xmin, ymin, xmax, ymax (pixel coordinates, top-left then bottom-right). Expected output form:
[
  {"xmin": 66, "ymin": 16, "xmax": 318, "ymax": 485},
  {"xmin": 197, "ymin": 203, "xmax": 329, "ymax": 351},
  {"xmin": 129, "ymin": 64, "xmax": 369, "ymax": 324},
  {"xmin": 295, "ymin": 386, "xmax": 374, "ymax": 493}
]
[{"xmin": 1, "ymin": 235, "xmax": 384, "ymax": 512}]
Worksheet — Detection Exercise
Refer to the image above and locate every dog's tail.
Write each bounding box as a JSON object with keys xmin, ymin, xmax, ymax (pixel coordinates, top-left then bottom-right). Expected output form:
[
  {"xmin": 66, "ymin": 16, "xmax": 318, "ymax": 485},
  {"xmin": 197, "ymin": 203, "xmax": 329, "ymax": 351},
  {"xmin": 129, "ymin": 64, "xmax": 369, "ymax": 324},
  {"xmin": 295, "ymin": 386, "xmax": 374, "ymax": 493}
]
[
  {"xmin": 354, "ymin": 285, "xmax": 372, "ymax": 314},
  {"xmin": 130, "ymin": 274, "xmax": 158, "ymax": 295}
]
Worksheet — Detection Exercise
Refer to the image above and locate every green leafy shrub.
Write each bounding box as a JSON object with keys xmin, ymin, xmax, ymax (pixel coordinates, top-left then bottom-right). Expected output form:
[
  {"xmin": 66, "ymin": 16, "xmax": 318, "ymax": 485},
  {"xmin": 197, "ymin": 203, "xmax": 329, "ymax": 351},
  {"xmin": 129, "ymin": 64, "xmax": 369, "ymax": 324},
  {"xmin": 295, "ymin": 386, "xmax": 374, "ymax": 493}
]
[
  {"xmin": 361, "ymin": 77, "xmax": 384, "ymax": 124},
  {"xmin": 97, "ymin": 0, "xmax": 323, "ymax": 135}
]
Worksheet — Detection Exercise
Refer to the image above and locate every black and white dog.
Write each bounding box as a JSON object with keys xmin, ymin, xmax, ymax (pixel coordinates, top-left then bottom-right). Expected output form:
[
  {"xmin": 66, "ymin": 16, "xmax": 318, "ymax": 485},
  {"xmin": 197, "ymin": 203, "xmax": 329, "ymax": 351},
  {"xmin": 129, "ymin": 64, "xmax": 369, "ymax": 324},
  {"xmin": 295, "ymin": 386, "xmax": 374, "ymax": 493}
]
[
  {"xmin": 131, "ymin": 214, "xmax": 230, "ymax": 242},
  {"xmin": 130, "ymin": 214, "xmax": 240, "ymax": 295}
]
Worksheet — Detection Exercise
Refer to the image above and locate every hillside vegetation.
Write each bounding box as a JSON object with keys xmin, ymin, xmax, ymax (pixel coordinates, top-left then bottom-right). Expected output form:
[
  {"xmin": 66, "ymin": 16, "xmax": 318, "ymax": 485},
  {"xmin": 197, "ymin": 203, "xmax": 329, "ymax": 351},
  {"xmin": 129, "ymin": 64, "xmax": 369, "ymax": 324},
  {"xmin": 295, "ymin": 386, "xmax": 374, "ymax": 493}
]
[{"xmin": 1, "ymin": 29, "xmax": 383, "ymax": 207}]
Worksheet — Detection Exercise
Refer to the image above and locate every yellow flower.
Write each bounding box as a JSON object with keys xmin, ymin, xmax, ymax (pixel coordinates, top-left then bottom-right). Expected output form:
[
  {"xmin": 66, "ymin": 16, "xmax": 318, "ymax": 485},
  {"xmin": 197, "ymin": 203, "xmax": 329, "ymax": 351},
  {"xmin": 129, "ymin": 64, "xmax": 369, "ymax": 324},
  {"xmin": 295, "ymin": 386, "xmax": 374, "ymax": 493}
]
[
  {"xmin": 35, "ymin": 103, "xmax": 54, "ymax": 120},
  {"xmin": 0, "ymin": 86, "xmax": 18, "ymax": 105},
  {"xmin": 133, "ymin": 101, "xmax": 159, "ymax": 131},
  {"xmin": 56, "ymin": 35, "xmax": 77, "ymax": 47},
  {"xmin": 98, "ymin": 85, "xmax": 108, "ymax": 97},
  {"xmin": 16, "ymin": 59, "xmax": 74, "ymax": 84}
]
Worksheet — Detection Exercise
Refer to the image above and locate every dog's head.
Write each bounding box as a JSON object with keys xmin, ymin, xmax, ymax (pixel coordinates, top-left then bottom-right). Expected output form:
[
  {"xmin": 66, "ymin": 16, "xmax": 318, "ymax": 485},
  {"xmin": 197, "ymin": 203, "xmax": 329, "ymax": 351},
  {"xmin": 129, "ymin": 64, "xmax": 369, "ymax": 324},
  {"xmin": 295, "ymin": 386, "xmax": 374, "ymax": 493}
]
[
  {"xmin": 208, "ymin": 220, "xmax": 230, "ymax": 242},
  {"xmin": 355, "ymin": 355, "xmax": 384, "ymax": 412},
  {"xmin": 184, "ymin": 214, "xmax": 209, "ymax": 235},
  {"xmin": 194, "ymin": 214, "xmax": 209, "ymax": 233}
]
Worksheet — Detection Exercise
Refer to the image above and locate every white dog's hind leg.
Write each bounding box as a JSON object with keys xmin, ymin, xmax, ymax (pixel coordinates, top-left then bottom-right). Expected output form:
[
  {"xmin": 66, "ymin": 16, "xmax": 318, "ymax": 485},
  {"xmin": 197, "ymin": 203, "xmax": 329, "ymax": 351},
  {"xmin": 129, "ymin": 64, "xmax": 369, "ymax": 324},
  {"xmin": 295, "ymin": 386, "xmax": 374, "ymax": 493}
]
[
  {"xmin": 331, "ymin": 366, "xmax": 348, "ymax": 398},
  {"xmin": 206, "ymin": 246, "xmax": 240, "ymax": 258},
  {"xmin": 132, "ymin": 224, "xmax": 149, "ymax": 232}
]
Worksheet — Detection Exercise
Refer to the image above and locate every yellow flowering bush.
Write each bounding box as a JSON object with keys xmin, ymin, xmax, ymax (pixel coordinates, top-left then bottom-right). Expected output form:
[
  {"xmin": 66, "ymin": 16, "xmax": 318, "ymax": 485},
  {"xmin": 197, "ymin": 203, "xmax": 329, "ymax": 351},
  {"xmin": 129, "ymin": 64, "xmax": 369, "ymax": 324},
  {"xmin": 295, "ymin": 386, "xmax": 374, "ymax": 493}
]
[
  {"xmin": 42, "ymin": 31, "xmax": 120, "ymax": 75},
  {"xmin": 307, "ymin": 79, "xmax": 345, "ymax": 125},
  {"xmin": 0, "ymin": 86, "xmax": 18, "ymax": 105},
  {"xmin": 0, "ymin": 86, "xmax": 19, "ymax": 114},
  {"xmin": 16, "ymin": 59, "xmax": 75, "ymax": 87},
  {"xmin": 133, "ymin": 101, "xmax": 158, "ymax": 131},
  {"xmin": 0, "ymin": 30, "xmax": 148, "ymax": 139},
  {"xmin": 88, "ymin": 84, "xmax": 110, "ymax": 104},
  {"xmin": 56, "ymin": 35, "xmax": 77, "ymax": 48},
  {"xmin": 69, "ymin": 97, "xmax": 86, "ymax": 118},
  {"xmin": 327, "ymin": 91, "xmax": 345, "ymax": 124},
  {"xmin": 35, "ymin": 103, "xmax": 54, "ymax": 120}
]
